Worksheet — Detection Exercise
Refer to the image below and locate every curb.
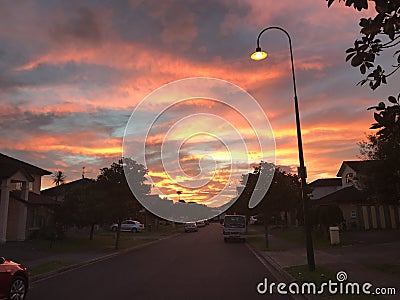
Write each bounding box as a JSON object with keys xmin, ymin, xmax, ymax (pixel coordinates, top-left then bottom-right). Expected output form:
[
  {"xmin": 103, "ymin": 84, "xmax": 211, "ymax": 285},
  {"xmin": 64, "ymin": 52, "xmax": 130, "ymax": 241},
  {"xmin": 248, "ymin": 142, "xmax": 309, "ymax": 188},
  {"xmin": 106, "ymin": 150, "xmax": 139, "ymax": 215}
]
[
  {"xmin": 246, "ymin": 242, "xmax": 314, "ymax": 300},
  {"xmin": 31, "ymin": 233, "xmax": 181, "ymax": 283}
]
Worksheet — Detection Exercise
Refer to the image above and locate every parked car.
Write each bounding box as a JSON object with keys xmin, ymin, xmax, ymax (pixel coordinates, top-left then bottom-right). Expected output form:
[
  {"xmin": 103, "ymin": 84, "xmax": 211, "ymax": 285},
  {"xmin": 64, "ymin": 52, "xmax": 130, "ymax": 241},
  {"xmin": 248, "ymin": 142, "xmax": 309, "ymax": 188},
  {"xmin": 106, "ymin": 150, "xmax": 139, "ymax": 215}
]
[
  {"xmin": 184, "ymin": 222, "xmax": 198, "ymax": 232},
  {"xmin": 110, "ymin": 220, "xmax": 144, "ymax": 232},
  {"xmin": 0, "ymin": 256, "xmax": 29, "ymax": 300},
  {"xmin": 195, "ymin": 220, "xmax": 206, "ymax": 228},
  {"xmin": 223, "ymin": 215, "xmax": 247, "ymax": 242}
]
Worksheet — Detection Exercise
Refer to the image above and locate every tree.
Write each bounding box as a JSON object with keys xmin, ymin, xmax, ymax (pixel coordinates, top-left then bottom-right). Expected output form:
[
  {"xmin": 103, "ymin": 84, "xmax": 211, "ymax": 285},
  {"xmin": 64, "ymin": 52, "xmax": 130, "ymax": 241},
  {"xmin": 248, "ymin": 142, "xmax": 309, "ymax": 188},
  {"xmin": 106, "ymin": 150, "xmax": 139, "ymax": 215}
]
[
  {"xmin": 52, "ymin": 170, "xmax": 66, "ymax": 186},
  {"xmin": 358, "ymin": 94, "xmax": 400, "ymax": 203},
  {"xmin": 327, "ymin": 0, "xmax": 400, "ymax": 203},
  {"xmin": 233, "ymin": 162, "xmax": 302, "ymax": 248},
  {"xmin": 55, "ymin": 179, "xmax": 105, "ymax": 240},
  {"xmin": 313, "ymin": 205, "xmax": 344, "ymax": 237},
  {"xmin": 327, "ymin": 0, "xmax": 400, "ymax": 90},
  {"xmin": 97, "ymin": 158, "xmax": 150, "ymax": 249}
]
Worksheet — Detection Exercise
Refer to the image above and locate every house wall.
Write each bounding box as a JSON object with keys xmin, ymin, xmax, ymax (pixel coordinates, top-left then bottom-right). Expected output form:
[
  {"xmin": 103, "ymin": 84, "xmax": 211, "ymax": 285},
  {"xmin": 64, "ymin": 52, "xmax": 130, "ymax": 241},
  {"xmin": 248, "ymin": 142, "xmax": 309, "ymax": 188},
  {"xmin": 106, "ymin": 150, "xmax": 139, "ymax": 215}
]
[
  {"xmin": 6, "ymin": 198, "xmax": 24, "ymax": 241},
  {"xmin": 32, "ymin": 174, "xmax": 42, "ymax": 194},
  {"xmin": 340, "ymin": 203, "xmax": 359, "ymax": 229},
  {"xmin": 26, "ymin": 205, "xmax": 55, "ymax": 238},
  {"xmin": 341, "ymin": 165, "xmax": 356, "ymax": 187}
]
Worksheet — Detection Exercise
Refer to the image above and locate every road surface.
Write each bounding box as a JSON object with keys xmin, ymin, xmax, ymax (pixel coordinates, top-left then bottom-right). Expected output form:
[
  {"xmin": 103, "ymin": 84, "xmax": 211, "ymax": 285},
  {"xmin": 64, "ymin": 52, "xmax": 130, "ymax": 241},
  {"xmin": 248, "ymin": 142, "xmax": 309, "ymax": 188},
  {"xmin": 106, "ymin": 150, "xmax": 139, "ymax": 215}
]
[{"xmin": 28, "ymin": 223, "xmax": 294, "ymax": 300}]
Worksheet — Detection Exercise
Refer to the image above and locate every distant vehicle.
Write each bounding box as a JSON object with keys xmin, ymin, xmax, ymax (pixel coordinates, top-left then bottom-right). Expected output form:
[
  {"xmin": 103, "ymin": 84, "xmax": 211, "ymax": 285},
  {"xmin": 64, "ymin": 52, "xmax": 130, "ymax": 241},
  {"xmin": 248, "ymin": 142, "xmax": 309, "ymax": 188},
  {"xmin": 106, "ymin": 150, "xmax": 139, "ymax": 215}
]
[
  {"xmin": 110, "ymin": 220, "xmax": 144, "ymax": 232},
  {"xmin": 0, "ymin": 256, "xmax": 29, "ymax": 300},
  {"xmin": 195, "ymin": 220, "xmax": 206, "ymax": 228},
  {"xmin": 223, "ymin": 215, "xmax": 247, "ymax": 242},
  {"xmin": 184, "ymin": 222, "xmax": 198, "ymax": 232},
  {"xmin": 249, "ymin": 215, "xmax": 258, "ymax": 225}
]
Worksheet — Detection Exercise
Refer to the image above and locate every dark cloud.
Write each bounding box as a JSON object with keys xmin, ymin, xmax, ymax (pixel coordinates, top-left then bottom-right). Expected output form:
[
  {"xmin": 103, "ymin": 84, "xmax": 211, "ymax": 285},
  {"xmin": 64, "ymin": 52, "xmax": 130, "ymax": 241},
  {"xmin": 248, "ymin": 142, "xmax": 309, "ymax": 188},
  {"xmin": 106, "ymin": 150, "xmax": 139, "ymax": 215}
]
[{"xmin": 50, "ymin": 7, "xmax": 102, "ymax": 45}]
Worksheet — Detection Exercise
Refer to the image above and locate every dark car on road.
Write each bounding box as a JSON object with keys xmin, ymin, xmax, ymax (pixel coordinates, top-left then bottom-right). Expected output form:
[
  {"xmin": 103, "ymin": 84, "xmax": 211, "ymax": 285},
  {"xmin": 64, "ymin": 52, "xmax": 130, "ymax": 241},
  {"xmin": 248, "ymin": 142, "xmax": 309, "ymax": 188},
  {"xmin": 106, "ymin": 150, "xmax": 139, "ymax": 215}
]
[
  {"xmin": 184, "ymin": 222, "xmax": 198, "ymax": 232},
  {"xmin": 0, "ymin": 256, "xmax": 29, "ymax": 300}
]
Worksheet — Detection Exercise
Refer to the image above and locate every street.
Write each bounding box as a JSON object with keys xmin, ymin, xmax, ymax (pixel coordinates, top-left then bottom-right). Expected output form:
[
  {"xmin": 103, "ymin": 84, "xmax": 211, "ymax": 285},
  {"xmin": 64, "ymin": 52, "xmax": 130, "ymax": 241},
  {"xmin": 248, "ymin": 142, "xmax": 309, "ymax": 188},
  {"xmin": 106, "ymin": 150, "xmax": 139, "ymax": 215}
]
[{"xmin": 28, "ymin": 223, "xmax": 293, "ymax": 300}]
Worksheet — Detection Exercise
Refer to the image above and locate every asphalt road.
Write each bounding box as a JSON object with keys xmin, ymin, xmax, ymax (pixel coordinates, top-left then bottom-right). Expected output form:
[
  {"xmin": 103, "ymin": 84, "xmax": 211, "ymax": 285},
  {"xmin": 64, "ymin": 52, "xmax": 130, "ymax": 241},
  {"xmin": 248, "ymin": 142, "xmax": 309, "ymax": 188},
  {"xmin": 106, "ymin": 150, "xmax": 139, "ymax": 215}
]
[{"xmin": 28, "ymin": 223, "xmax": 294, "ymax": 300}]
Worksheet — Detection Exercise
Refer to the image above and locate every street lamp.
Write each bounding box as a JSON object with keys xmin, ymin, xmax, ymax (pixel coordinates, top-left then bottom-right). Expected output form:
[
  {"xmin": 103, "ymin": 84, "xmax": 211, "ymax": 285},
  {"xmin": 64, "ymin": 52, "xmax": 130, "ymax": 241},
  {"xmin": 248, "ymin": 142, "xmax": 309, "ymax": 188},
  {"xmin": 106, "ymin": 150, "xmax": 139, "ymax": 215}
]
[{"xmin": 251, "ymin": 26, "xmax": 315, "ymax": 271}]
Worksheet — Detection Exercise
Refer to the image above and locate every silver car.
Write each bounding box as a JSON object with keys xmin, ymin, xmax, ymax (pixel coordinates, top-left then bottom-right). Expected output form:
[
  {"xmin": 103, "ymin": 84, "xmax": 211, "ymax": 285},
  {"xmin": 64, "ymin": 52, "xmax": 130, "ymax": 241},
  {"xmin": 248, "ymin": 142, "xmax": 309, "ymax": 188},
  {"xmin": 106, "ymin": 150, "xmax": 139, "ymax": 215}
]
[{"xmin": 110, "ymin": 220, "xmax": 144, "ymax": 232}]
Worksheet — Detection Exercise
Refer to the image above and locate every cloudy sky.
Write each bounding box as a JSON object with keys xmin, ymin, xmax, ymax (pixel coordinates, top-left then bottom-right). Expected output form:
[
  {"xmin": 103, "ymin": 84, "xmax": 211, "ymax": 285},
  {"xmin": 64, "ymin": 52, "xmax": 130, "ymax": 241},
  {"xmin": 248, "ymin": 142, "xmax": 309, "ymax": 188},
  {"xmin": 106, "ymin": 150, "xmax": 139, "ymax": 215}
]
[{"xmin": 1, "ymin": 0, "xmax": 398, "ymax": 206}]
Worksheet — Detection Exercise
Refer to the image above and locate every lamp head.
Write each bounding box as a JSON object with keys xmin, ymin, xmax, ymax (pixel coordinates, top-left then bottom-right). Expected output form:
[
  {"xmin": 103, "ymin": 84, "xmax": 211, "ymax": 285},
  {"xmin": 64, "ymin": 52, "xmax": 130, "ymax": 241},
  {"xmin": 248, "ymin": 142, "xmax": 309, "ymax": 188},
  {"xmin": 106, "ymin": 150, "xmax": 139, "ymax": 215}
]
[{"xmin": 250, "ymin": 47, "xmax": 268, "ymax": 61}]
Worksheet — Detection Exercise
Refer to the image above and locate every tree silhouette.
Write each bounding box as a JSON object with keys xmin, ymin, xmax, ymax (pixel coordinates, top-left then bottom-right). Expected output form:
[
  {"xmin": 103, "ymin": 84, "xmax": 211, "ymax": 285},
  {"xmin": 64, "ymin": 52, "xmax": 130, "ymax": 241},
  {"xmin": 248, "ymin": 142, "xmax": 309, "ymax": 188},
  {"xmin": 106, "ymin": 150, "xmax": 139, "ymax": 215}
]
[
  {"xmin": 327, "ymin": 0, "xmax": 400, "ymax": 90},
  {"xmin": 97, "ymin": 158, "xmax": 150, "ymax": 249},
  {"xmin": 52, "ymin": 170, "xmax": 66, "ymax": 186}
]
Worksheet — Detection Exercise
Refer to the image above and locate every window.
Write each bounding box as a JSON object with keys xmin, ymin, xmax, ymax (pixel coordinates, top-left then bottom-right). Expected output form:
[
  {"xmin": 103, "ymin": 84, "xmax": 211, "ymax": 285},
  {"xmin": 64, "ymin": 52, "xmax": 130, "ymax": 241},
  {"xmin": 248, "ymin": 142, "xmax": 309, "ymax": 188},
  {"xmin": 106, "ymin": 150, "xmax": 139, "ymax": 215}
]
[
  {"xmin": 345, "ymin": 173, "xmax": 353, "ymax": 183},
  {"xmin": 14, "ymin": 182, "xmax": 22, "ymax": 190},
  {"xmin": 350, "ymin": 210, "xmax": 357, "ymax": 219}
]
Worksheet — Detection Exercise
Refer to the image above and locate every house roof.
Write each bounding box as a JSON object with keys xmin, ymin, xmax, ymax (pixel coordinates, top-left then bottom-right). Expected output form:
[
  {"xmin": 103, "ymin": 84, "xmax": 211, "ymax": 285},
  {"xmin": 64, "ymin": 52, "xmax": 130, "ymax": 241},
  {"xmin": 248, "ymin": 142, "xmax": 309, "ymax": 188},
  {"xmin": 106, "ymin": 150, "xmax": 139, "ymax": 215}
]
[
  {"xmin": 308, "ymin": 178, "xmax": 342, "ymax": 187},
  {"xmin": 41, "ymin": 178, "xmax": 94, "ymax": 195},
  {"xmin": 336, "ymin": 160, "xmax": 382, "ymax": 177},
  {"xmin": 9, "ymin": 190, "xmax": 59, "ymax": 206},
  {"xmin": 0, "ymin": 166, "xmax": 35, "ymax": 181},
  {"xmin": 0, "ymin": 153, "xmax": 51, "ymax": 176},
  {"xmin": 313, "ymin": 186, "xmax": 368, "ymax": 205}
]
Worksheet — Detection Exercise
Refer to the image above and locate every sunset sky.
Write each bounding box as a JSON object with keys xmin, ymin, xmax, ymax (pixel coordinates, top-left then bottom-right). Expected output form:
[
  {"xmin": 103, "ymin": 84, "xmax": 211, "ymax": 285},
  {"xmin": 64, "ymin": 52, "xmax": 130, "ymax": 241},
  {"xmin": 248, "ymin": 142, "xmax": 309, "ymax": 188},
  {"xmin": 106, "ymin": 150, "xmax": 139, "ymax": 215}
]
[{"xmin": 1, "ymin": 1, "xmax": 398, "ymax": 206}]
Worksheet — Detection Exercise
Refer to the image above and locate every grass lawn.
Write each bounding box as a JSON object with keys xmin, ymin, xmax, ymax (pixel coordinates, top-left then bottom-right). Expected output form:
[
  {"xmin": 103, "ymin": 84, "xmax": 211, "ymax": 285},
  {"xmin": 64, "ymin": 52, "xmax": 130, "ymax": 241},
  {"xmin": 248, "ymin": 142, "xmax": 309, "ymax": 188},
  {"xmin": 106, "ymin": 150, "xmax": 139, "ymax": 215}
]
[
  {"xmin": 246, "ymin": 236, "xmax": 285, "ymax": 252},
  {"xmin": 285, "ymin": 265, "xmax": 387, "ymax": 300},
  {"xmin": 36, "ymin": 232, "xmax": 158, "ymax": 253},
  {"xmin": 248, "ymin": 225, "xmax": 339, "ymax": 250},
  {"xmin": 30, "ymin": 261, "xmax": 72, "ymax": 277},
  {"xmin": 365, "ymin": 263, "xmax": 400, "ymax": 278},
  {"xmin": 272, "ymin": 227, "xmax": 330, "ymax": 248},
  {"xmin": 23, "ymin": 224, "xmax": 183, "ymax": 277}
]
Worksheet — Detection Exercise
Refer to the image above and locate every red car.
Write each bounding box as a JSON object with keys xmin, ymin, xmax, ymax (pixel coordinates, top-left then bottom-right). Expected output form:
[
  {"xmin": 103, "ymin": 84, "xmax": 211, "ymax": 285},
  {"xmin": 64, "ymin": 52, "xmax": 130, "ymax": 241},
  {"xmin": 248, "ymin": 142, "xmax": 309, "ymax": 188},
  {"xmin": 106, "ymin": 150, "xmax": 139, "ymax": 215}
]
[{"xmin": 0, "ymin": 257, "xmax": 29, "ymax": 300}]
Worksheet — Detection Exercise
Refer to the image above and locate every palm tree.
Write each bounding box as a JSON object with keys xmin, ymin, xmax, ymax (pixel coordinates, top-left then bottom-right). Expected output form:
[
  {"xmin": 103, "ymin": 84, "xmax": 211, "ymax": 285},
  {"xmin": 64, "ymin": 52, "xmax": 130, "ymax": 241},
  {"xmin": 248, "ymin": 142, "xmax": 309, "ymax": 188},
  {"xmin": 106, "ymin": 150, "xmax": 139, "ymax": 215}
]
[{"xmin": 52, "ymin": 170, "xmax": 66, "ymax": 186}]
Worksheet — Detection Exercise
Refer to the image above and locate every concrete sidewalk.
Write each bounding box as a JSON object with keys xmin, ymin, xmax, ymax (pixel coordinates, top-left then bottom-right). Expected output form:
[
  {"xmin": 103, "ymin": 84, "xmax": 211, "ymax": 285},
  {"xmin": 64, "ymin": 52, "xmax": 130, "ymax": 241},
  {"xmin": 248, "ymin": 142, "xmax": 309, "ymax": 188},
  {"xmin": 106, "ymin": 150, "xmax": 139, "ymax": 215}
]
[{"xmin": 257, "ymin": 230, "xmax": 400, "ymax": 300}]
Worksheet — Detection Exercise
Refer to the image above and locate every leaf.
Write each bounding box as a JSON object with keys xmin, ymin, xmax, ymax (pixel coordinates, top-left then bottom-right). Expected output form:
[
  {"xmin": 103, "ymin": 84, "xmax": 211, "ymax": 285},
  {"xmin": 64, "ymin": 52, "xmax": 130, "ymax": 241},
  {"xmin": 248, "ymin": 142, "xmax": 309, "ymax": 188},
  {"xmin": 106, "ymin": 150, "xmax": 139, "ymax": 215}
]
[
  {"xmin": 351, "ymin": 54, "xmax": 363, "ymax": 67},
  {"xmin": 374, "ymin": 112, "xmax": 384, "ymax": 123},
  {"xmin": 359, "ymin": 79, "xmax": 368, "ymax": 86},
  {"xmin": 370, "ymin": 123, "xmax": 383, "ymax": 129},
  {"xmin": 365, "ymin": 53, "xmax": 375, "ymax": 62},
  {"xmin": 378, "ymin": 102, "xmax": 386, "ymax": 110},
  {"xmin": 346, "ymin": 52, "xmax": 356, "ymax": 62},
  {"xmin": 359, "ymin": 18, "xmax": 369, "ymax": 27},
  {"xmin": 360, "ymin": 64, "xmax": 366, "ymax": 74},
  {"xmin": 388, "ymin": 96, "xmax": 397, "ymax": 104},
  {"xmin": 365, "ymin": 61, "xmax": 374, "ymax": 68}
]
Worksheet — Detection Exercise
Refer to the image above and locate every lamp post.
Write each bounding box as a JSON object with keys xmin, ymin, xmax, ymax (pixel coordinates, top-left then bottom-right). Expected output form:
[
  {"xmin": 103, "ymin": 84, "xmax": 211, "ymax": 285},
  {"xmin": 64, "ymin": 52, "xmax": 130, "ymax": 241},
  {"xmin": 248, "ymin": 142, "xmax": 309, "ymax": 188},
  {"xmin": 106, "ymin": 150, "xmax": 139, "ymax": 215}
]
[{"xmin": 251, "ymin": 26, "xmax": 315, "ymax": 271}]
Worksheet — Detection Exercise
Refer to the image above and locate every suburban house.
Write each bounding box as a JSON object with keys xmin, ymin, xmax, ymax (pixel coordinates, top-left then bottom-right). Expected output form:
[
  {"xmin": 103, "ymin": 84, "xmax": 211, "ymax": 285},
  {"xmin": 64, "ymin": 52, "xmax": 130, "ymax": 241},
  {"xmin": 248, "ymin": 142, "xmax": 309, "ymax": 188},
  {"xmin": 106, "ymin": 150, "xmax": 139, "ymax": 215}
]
[
  {"xmin": 310, "ymin": 160, "xmax": 400, "ymax": 230},
  {"xmin": 0, "ymin": 153, "xmax": 56, "ymax": 243},
  {"xmin": 308, "ymin": 178, "xmax": 342, "ymax": 200},
  {"xmin": 41, "ymin": 177, "xmax": 94, "ymax": 202}
]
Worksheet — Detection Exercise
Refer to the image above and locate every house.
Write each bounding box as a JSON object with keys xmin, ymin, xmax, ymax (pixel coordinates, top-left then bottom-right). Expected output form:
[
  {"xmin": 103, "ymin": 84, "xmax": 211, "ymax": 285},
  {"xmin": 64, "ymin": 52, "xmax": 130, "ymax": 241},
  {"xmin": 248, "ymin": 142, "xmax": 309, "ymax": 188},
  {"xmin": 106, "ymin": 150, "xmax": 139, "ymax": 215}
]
[
  {"xmin": 312, "ymin": 160, "xmax": 400, "ymax": 230},
  {"xmin": 0, "ymin": 153, "xmax": 56, "ymax": 243},
  {"xmin": 336, "ymin": 160, "xmax": 384, "ymax": 189},
  {"xmin": 41, "ymin": 177, "xmax": 94, "ymax": 202},
  {"xmin": 308, "ymin": 178, "xmax": 342, "ymax": 200}
]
